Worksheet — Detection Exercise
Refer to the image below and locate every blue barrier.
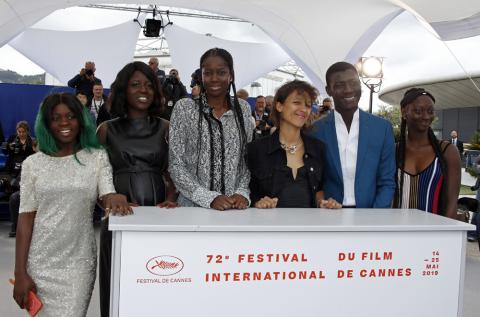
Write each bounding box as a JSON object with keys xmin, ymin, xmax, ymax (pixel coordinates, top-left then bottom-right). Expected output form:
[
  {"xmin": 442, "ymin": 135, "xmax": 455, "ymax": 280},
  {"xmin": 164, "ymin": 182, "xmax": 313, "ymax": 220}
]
[{"xmin": 0, "ymin": 83, "xmax": 75, "ymax": 138}]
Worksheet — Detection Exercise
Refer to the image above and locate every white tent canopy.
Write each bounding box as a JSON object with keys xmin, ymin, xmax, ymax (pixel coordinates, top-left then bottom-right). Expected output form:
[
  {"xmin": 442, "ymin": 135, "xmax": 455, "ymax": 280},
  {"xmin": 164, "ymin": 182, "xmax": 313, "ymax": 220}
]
[
  {"xmin": 8, "ymin": 17, "xmax": 144, "ymax": 86},
  {"xmin": 2, "ymin": 1, "xmax": 480, "ymax": 88},
  {"xmin": 165, "ymin": 24, "xmax": 290, "ymax": 90}
]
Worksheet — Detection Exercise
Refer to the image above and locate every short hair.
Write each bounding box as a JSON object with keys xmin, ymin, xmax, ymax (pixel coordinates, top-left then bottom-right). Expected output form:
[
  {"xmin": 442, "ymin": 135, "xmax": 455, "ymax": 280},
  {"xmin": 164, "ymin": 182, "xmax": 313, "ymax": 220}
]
[
  {"xmin": 322, "ymin": 97, "xmax": 332, "ymax": 103},
  {"xmin": 16, "ymin": 120, "xmax": 30, "ymax": 132},
  {"xmin": 109, "ymin": 61, "xmax": 164, "ymax": 117},
  {"xmin": 325, "ymin": 62, "xmax": 358, "ymax": 88},
  {"xmin": 236, "ymin": 89, "xmax": 249, "ymax": 100},
  {"xmin": 256, "ymin": 95, "xmax": 265, "ymax": 101},
  {"xmin": 75, "ymin": 91, "xmax": 87, "ymax": 97},
  {"xmin": 270, "ymin": 80, "xmax": 319, "ymax": 129},
  {"xmin": 93, "ymin": 83, "xmax": 103, "ymax": 88},
  {"xmin": 35, "ymin": 93, "xmax": 100, "ymax": 159}
]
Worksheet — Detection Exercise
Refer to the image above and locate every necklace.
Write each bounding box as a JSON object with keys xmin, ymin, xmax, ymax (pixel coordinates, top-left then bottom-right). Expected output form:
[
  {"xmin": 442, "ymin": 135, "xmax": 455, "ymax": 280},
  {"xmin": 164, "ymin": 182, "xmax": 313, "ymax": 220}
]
[{"xmin": 280, "ymin": 137, "xmax": 302, "ymax": 154}]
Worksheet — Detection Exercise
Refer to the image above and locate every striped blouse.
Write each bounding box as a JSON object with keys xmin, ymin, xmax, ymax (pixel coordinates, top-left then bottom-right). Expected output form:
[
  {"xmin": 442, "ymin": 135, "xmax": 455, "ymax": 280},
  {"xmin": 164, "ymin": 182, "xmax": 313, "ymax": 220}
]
[{"xmin": 397, "ymin": 157, "xmax": 444, "ymax": 213}]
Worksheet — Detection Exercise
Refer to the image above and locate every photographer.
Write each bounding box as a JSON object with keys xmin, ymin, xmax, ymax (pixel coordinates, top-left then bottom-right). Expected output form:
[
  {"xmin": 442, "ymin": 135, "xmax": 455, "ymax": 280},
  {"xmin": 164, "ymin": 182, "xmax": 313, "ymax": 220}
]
[
  {"xmin": 68, "ymin": 61, "xmax": 102, "ymax": 100},
  {"xmin": 162, "ymin": 68, "xmax": 187, "ymax": 120},
  {"xmin": 5, "ymin": 121, "xmax": 35, "ymax": 181},
  {"xmin": 4, "ymin": 121, "xmax": 35, "ymax": 237},
  {"xmin": 318, "ymin": 97, "xmax": 333, "ymax": 118},
  {"xmin": 252, "ymin": 95, "xmax": 272, "ymax": 139}
]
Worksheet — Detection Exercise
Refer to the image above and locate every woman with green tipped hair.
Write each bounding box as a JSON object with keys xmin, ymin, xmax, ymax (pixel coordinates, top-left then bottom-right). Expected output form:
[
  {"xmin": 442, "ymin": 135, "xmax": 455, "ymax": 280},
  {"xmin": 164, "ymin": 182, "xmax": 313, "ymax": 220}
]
[{"xmin": 12, "ymin": 93, "xmax": 131, "ymax": 316}]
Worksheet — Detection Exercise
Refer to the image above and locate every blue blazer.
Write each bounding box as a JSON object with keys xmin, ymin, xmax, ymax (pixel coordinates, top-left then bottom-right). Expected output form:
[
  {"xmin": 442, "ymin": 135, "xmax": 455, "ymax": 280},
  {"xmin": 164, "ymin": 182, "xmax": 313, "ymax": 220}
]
[{"xmin": 311, "ymin": 110, "xmax": 396, "ymax": 208}]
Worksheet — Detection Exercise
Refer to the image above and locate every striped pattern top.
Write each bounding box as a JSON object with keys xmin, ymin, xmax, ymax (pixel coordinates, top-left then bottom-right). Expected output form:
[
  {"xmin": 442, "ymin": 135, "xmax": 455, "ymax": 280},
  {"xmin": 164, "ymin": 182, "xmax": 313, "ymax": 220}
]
[{"xmin": 398, "ymin": 157, "xmax": 444, "ymax": 213}]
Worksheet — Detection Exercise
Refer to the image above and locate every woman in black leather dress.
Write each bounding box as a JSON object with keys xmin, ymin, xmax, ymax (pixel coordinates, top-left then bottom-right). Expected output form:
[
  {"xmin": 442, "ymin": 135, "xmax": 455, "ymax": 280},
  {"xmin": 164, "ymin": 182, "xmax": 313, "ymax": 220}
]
[
  {"xmin": 247, "ymin": 80, "xmax": 341, "ymax": 209},
  {"xmin": 96, "ymin": 61, "xmax": 177, "ymax": 317}
]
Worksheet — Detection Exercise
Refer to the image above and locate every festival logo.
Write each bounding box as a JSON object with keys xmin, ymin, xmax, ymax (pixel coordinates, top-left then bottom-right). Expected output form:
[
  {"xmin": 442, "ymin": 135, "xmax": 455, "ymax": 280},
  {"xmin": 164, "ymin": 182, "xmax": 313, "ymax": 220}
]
[{"xmin": 146, "ymin": 255, "xmax": 184, "ymax": 276}]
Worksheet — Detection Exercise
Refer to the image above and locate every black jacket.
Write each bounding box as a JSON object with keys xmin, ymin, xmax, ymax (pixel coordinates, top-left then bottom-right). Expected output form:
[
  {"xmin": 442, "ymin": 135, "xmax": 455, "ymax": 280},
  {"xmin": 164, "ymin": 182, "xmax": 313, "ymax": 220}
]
[
  {"xmin": 67, "ymin": 74, "xmax": 102, "ymax": 98},
  {"xmin": 5, "ymin": 135, "xmax": 35, "ymax": 178},
  {"xmin": 247, "ymin": 130, "xmax": 325, "ymax": 207},
  {"xmin": 451, "ymin": 138, "xmax": 464, "ymax": 154}
]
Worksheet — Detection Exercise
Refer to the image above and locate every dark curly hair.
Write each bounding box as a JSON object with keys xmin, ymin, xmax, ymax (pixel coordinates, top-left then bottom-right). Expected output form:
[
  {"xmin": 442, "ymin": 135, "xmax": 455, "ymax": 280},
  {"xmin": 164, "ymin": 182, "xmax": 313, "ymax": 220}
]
[
  {"xmin": 109, "ymin": 61, "xmax": 164, "ymax": 117},
  {"xmin": 270, "ymin": 80, "xmax": 319, "ymax": 129}
]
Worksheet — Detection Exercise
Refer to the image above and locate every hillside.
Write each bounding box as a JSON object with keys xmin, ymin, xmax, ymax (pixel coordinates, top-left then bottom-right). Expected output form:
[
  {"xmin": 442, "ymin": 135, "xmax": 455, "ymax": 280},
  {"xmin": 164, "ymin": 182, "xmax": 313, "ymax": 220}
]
[{"xmin": 0, "ymin": 69, "xmax": 45, "ymax": 85}]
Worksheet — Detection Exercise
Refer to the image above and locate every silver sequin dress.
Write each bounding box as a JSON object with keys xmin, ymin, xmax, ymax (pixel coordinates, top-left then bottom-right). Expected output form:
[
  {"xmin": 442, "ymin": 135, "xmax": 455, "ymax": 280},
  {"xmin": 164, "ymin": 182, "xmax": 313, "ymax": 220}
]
[{"xmin": 19, "ymin": 149, "xmax": 115, "ymax": 317}]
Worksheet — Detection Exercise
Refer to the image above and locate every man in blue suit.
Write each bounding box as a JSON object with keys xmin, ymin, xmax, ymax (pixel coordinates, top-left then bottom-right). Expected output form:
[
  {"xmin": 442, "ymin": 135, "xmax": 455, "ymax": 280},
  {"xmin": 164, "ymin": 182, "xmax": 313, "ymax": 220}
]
[{"xmin": 311, "ymin": 62, "xmax": 395, "ymax": 208}]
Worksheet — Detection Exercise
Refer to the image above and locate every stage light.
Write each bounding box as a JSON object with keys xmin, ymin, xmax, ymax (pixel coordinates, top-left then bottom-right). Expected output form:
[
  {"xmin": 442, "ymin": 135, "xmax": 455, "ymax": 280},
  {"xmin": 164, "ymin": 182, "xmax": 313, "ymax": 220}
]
[
  {"xmin": 133, "ymin": 6, "xmax": 173, "ymax": 38},
  {"xmin": 361, "ymin": 57, "xmax": 383, "ymax": 78},
  {"xmin": 144, "ymin": 19, "xmax": 162, "ymax": 37},
  {"xmin": 357, "ymin": 56, "xmax": 384, "ymax": 113}
]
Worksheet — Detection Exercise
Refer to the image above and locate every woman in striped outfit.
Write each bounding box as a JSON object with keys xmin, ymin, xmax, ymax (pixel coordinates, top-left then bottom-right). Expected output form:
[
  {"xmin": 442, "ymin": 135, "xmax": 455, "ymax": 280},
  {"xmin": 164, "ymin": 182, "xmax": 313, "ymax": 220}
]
[{"xmin": 393, "ymin": 88, "xmax": 460, "ymax": 218}]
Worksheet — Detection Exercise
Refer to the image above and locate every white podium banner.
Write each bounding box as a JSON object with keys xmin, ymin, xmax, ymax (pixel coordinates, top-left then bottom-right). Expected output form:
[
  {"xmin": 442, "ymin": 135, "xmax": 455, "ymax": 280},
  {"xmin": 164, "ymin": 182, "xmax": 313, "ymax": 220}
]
[{"xmin": 117, "ymin": 230, "xmax": 462, "ymax": 316}]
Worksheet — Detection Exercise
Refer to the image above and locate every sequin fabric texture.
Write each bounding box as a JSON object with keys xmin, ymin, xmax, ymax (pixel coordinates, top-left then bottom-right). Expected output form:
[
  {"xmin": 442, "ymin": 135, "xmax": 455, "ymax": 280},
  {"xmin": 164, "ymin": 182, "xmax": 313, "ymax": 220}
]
[
  {"xmin": 169, "ymin": 97, "xmax": 253, "ymax": 208},
  {"xmin": 19, "ymin": 149, "xmax": 115, "ymax": 316}
]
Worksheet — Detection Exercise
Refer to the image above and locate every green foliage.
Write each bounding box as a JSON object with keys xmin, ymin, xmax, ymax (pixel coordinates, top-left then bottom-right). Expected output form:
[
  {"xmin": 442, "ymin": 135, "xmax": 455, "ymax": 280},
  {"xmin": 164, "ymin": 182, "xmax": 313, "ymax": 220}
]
[
  {"xmin": 460, "ymin": 184, "xmax": 476, "ymax": 195},
  {"xmin": 375, "ymin": 104, "xmax": 401, "ymax": 141},
  {"xmin": 466, "ymin": 166, "xmax": 478, "ymax": 177},
  {"xmin": 465, "ymin": 131, "xmax": 480, "ymax": 177},
  {"xmin": 467, "ymin": 131, "xmax": 480, "ymax": 150},
  {"xmin": 0, "ymin": 69, "xmax": 45, "ymax": 85}
]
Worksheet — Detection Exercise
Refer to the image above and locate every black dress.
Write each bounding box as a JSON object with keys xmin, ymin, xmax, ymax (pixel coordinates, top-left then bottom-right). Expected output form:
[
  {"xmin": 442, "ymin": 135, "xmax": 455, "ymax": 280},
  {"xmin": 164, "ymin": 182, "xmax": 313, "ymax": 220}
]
[{"xmin": 99, "ymin": 116, "xmax": 169, "ymax": 317}]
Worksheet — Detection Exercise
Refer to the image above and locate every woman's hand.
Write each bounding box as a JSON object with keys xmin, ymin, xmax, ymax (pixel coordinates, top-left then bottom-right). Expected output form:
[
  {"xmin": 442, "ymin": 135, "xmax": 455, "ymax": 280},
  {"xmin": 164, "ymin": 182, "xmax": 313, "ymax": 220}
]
[
  {"xmin": 103, "ymin": 193, "xmax": 133, "ymax": 216},
  {"xmin": 254, "ymin": 196, "xmax": 278, "ymax": 209},
  {"xmin": 229, "ymin": 194, "xmax": 249, "ymax": 209},
  {"xmin": 13, "ymin": 273, "xmax": 36, "ymax": 309},
  {"xmin": 210, "ymin": 195, "xmax": 235, "ymax": 211},
  {"xmin": 318, "ymin": 198, "xmax": 342, "ymax": 209},
  {"xmin": 157, "ymin": 201, "xmax": 178, "ymax": 209}
]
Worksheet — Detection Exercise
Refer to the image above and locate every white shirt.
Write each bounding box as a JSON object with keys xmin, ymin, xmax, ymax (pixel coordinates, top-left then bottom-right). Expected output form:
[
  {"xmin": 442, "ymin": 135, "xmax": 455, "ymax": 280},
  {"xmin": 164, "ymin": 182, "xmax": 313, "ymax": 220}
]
[
  {"xmin": 90, "ymin": 98, "xmax": 104, "ymax": 119},
  {"xmin": 334, "ymin": 109, "xmax": 360, "ymax": 206}
]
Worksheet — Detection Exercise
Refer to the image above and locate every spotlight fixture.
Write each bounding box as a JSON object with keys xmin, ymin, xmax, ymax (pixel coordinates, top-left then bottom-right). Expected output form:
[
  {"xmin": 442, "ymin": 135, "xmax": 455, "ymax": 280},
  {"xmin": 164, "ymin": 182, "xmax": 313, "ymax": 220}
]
[
  {"xmin": 144, "ymin": 19, "xmax": 162, "ymax": 37},
  {"xmin": 356, "ymin": 56, "xmax": 384, "ymax": 113},
  {"xmin": 133, "ymin": 6, "xmax": 173, "ymax": 38}
]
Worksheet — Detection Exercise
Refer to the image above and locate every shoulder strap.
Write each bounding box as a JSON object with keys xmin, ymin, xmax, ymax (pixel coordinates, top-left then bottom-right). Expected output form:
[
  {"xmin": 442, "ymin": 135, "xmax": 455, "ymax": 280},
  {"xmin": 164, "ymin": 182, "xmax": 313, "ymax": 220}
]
[{"xmin": 439, "ymin": 140, "xmax": 451, "ymax": 153}]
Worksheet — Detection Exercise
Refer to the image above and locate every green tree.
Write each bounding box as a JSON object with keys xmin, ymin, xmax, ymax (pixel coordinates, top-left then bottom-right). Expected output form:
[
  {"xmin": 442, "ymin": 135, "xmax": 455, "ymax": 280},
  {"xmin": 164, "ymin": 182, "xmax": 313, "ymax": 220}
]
[{"xmin": 375, "ymin": 104, "xmax": 401, "ymax": 141}]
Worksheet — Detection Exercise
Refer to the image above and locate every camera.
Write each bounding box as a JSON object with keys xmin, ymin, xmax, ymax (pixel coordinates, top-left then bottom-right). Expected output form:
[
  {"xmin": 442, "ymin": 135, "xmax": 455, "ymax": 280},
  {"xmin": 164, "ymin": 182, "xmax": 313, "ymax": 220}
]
[
  {"xmin": 257, "ymin": 120, "xmax": 267, "ymax": 130},
  {"xmin": 10, "ymin": 137, "xmax": 21, "ymax": 154},
  {"xmin": 85, "ymin": 69, "xmax": 94, "ymax": 76},
  {"xmin": 165, "ymin": 75, "xmax": 179, "ymax": 85}
]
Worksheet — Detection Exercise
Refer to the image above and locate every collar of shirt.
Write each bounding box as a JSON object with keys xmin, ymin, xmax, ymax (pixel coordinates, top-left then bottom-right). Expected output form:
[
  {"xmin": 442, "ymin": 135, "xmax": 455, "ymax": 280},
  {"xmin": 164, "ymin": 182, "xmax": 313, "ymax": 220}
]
[{"xmin": 255, "ymin": 111, "xmax": 265, "ymax": 120}]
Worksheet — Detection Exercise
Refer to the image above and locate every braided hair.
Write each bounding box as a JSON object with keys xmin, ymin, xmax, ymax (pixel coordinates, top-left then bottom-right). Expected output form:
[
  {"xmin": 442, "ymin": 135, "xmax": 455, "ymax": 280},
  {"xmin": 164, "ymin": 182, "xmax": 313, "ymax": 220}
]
[
  {"xmin": 194, "ymin": 48, "xmax": 248, "ymax": 193},
  {"xmin": 395, "ymin": 88, "xmax": 448, "ymax": 215}
]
